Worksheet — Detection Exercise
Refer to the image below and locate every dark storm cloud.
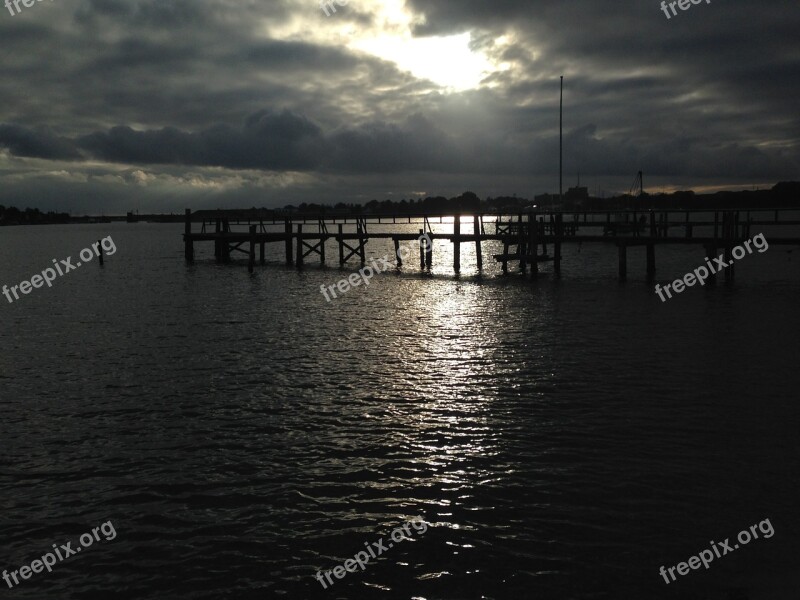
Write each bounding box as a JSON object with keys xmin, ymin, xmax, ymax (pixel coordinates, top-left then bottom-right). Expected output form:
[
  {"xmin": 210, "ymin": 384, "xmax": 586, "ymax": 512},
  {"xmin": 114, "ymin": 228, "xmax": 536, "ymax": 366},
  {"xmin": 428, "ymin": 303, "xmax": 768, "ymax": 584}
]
[
  {"xmin": 1, "ymin": 110, "xmax": 492, "ymax": 174},
  {"xmin": 0, "ymin": 0, "xmax": 797, "ymax": 210},
  {"xmin": 0, "ymin": 125, "xmax": 81, "ymax": 160},
  {"xmin": 77, "ymin": 110, "xmax": 328, "ymax": 170}
]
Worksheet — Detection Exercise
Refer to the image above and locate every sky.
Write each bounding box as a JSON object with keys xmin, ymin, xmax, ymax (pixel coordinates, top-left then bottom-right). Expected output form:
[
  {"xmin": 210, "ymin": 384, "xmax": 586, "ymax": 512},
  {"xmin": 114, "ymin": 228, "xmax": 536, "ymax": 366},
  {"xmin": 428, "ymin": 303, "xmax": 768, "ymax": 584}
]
[{"xmin": 0, "ymin": 0, "xmax": 798, "ymax": 213}]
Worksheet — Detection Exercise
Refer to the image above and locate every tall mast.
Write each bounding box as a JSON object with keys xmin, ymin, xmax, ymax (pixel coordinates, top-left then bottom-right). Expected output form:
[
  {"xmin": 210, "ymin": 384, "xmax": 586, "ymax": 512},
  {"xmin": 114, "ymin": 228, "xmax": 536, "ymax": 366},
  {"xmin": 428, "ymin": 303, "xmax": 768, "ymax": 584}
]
[{"xmin": 559, "ymin": 75, "xmax": 563, "ymax": 206}]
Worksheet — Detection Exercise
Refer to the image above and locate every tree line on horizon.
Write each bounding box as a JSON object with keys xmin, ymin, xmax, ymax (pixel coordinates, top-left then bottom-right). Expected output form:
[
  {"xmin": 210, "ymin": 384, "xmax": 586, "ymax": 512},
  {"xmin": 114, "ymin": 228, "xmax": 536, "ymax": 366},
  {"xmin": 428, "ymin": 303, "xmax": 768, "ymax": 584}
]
[
  {"xmin": 2, "ymin": 182, "xmax": 798, "ymax": 224},
  {"xmin": 0, "ymin": 206, "xmax": 71, "ymax": 226},
  {"xmin": 278, "ymin": 181, "xmax": 800, "ymax": 214}
]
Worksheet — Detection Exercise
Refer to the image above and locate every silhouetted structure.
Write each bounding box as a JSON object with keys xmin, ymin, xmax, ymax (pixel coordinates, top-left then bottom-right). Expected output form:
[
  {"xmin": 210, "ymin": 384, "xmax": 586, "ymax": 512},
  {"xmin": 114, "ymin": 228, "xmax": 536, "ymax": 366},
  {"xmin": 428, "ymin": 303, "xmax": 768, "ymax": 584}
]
[{"xmin": 183, "ymin": 207, "xmax": 800, "ymax": 282}]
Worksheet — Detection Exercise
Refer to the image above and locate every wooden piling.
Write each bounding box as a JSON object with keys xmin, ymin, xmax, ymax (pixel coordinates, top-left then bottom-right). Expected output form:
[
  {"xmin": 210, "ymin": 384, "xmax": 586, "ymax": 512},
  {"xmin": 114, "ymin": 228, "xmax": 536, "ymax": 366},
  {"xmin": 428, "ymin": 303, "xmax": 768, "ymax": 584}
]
[
  {"xmin": 474, "ymin": 215, "xmax": 483, "ymax": 270},
  {"xmin": 220, "ymin": 218, "xmax": 231, "ymax": 262},
  {"xmin": 453, "ymin": 217, "xmax": 461, "ymax": 273},
  {"xmin": 338, "ymin": 224, "xmax": 345, "ymax": 265},
  {"xmin": 96, "ymin": 240, "xmax": 104, "ymax": 265},
  {"xmin": 425, "ymin": 233, "xmax": 432, "ymax": 269},
  {"xmin": 284, "ymin": 219, "xmax": 293, "ymax": 265},
  {"xmin": 554, "ymin": 213, "xmax": 562, "ymax": 276},
  {"xmin": 248, "ymin": 225, "xmax": 256, "ymax": 273},
  {"xmin": 419, "ymin": 229, "xmax": 426, "ymax": 269},
  {"xmin": 394, "ymin": 238, "xmax": 402, "ymax": 267},
  {"xmin": 357, "ymin": 221, "xmax": 365, "ymax": 265},
  {"xmin": 518, "ymin": 214, "xmax": 526, "ymax": 273},
  {"xmin": 214, "ymin": 218, "xmax": 221, "ymax": 259},
  {"xmin": 529, "ymin": 215, "xmax": 538, "ymax": 277},
  {"xmin": 539, "ymin": 217, "xmax": 547, "ymax": 255},
  {"xmin": 296, "ymin": 224, "xmax": 303, "ymax": 268}
]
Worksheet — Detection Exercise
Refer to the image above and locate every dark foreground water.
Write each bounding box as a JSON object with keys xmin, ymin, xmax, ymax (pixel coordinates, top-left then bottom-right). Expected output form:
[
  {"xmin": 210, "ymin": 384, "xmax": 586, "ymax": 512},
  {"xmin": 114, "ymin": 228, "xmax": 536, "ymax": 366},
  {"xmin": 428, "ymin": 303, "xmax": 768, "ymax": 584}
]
[{"xmin": 1, "ymin": 223, "xmax": 799, "ymax": 600}]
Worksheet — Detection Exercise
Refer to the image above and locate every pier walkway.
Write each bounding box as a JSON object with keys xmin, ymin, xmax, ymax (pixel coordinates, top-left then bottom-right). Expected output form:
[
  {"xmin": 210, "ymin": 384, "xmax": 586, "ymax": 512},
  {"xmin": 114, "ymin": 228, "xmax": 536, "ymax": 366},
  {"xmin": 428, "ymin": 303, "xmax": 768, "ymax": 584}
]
[{"xmin": 182, "ymin": 208, "xmax": 800, "ymax": 281}]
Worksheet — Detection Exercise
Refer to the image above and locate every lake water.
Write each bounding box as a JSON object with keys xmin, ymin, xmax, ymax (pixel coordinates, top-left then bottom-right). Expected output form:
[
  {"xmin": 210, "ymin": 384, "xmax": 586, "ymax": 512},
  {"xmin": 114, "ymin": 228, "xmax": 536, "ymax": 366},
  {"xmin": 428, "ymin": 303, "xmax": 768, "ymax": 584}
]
[{"xmin": 1, "ymin": 222, "xmax": 799, "ymax": 599}]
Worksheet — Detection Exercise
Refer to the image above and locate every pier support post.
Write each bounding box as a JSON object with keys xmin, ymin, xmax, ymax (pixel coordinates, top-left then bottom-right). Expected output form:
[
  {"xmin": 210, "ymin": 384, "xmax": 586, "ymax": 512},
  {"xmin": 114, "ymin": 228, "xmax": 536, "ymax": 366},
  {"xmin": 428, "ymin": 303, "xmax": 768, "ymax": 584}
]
[
  {"xmin": 320, "ymin": 232, "xmax": 326, "ymax": 265},
  {"xmin": 96, "ymin": 240, "xmax": 104, "ymax": 266},
  {"xmin": 214, "ymin": 218, "xmax": 221, "ymax": 260},
  {"xmin": 528, "ymin": 215, "xmax": 538, "ymax": 277},
  {"xmin": 474, "ymin": 215, "xmax": 483, "ymax": 270},
  {"xmin": 554, "ymin": 213, "xmax": 562, "ymax": 276},
  {"xmin": 357, "ymin": 220, "xmax": 366, "ymax": 265},
  {"xmin": 518, "ymin": 214, "xmax": 526, "ymax": 273},
  {"xmin": 419, "ymin": 229, "xmax": 425, "ymax": 269},
  {"xmin": 184, "ymin": 209, "xmax": 194, "ymax": 262},
  {"xmin": 284, "ymin": 219, "xmax": 293, "ymax": 266},
  {"xmin": 394, "ymin": 238, "xmax": 402, "ymax": 267},
  {"xmin": 539, "ymin": 217, "xmax": 547, "ymax": 255},
  {"xmin": 220, "ymin": 218, "xmax": 231, "ymax": 263},
  {"xmin": 618, "ymin": 243, "xmax": 627, "ymax": 281},
  {"xmin": 338, "ymin": 224, "xmax": 345, "ymax": 265},
  {"xmin": 453, "ymin": 217, "xmax": 461, "ymax": 273},
  {"xmin": 296, "ymin": 224, "xmax": 303, "ymax": 268},
  {"xmin": 425, "ymin": 233, "xmax": 433, "ymax": 269},
  {"xmin": 248, "ymin": 225, "xmax": 256, "ymax": 273}
]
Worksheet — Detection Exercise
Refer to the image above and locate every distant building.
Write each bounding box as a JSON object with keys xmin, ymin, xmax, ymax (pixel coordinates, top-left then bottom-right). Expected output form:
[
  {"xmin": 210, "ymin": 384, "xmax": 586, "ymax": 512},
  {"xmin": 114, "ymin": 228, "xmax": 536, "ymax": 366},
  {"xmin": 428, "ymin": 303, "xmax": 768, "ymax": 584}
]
[
  {"xmin": 564, "ymin": 186, "xmax": 589, "ymax": 210},
  {"xmin": 565, "ymin": 186, "xmax": 588, "ymax": 201}
]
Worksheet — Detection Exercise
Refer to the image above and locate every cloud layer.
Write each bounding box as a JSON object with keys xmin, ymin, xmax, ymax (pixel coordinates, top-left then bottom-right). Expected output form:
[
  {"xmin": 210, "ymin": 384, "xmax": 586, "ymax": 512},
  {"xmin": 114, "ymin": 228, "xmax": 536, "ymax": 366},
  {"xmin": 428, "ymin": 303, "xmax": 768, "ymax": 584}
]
[{"xmin": 0, "ymin": 0, "xmax": 797, "ymax": 211}]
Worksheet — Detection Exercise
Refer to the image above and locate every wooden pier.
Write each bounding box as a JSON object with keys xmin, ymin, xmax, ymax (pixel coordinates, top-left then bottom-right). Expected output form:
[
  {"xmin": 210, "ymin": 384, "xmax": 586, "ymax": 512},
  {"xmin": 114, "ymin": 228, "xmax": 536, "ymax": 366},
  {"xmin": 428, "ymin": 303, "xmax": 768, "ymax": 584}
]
[{"xmin": 183, "ymin": 208, "xmax": 800, "ymax": 281}]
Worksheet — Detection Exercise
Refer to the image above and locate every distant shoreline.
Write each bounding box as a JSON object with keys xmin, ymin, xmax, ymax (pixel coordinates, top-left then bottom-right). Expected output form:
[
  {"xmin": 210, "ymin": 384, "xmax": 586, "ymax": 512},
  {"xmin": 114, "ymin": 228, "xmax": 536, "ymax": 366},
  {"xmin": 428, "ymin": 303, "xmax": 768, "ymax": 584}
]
[{"xmin": 2, "ymin": 181, "xmax": 798, "ymax": 226}]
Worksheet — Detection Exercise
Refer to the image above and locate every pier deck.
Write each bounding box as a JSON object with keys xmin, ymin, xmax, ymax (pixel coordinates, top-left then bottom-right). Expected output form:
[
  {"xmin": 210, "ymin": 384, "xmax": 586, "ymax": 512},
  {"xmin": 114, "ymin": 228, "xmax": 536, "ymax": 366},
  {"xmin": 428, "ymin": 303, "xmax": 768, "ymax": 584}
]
[{"xmin": 182, "ymin": 208, "xmax": 800, "ymax": 281}]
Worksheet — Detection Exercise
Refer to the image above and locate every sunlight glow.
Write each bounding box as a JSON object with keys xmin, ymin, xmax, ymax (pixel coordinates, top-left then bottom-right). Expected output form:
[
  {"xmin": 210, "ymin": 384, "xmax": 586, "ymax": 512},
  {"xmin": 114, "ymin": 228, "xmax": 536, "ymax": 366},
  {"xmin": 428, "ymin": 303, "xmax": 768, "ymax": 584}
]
[{"xmin": 351, "ymin": 32, "xmax": 494, "ymax": 91}]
